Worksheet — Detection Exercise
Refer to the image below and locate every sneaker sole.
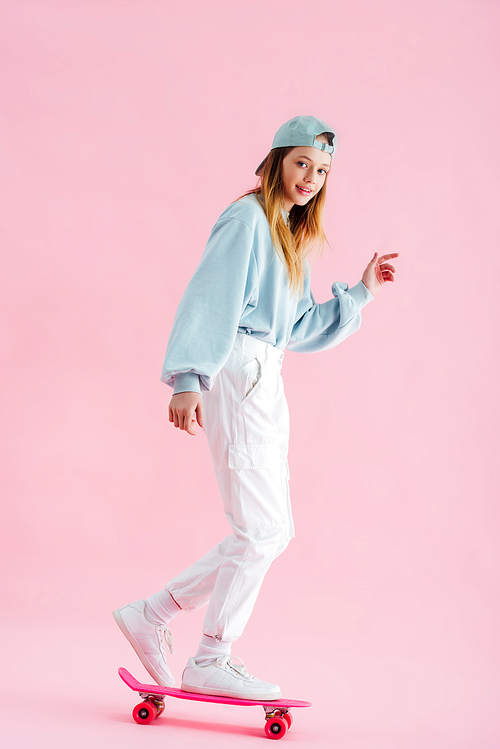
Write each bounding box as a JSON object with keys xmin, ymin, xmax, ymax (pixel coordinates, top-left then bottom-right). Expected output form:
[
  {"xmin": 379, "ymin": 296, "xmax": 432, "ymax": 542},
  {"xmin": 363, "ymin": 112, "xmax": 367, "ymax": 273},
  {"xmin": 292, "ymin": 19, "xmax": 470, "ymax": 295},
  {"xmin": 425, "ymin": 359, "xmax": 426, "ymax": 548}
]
[
  {"xmin": 180, "ymin": 681, "xmax": 282, "ymax": 701},
  {"xmin": 112, "ymin": 608, "xmax": 175, "ymax": 688}
]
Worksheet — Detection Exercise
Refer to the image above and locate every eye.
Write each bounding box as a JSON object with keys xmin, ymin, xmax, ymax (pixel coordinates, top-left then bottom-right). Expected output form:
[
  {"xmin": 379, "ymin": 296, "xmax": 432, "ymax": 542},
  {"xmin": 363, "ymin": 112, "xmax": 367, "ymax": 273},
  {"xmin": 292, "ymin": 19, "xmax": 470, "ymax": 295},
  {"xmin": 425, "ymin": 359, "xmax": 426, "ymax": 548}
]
[{"xmin": 297, "ymin": 161, "xmax": 327, "ymax": 175}]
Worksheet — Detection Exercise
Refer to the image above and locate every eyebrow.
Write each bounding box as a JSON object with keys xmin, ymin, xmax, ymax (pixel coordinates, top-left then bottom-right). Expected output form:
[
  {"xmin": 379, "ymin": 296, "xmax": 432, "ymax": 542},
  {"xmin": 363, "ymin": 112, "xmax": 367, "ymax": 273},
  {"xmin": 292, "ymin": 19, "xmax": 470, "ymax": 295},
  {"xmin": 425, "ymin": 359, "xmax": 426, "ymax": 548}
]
[{"xmin": 296, "ymin": 154, "xmax": 331, "ymax": 168}]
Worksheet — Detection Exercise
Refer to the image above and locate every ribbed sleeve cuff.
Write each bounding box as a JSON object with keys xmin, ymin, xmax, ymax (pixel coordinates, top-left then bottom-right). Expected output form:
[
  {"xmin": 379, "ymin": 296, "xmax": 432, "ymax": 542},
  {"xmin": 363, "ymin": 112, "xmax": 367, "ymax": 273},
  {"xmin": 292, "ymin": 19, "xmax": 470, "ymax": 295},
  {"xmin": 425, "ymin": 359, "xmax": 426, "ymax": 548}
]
[
  {"xmin": 173, "ymin": 372, "xmax": 201, "ymax": 395},
  {"xmin": 349, "ymin": 280, "xmax": 375, "ymax": 309}
]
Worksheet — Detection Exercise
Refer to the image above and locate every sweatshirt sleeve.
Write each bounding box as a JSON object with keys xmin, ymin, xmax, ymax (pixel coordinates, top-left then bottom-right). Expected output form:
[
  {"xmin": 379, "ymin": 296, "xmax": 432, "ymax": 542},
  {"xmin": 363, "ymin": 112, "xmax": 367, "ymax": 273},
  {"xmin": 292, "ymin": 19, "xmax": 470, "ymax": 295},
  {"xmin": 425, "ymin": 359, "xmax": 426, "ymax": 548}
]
[
  {"xmin": 160, "ymin": 217, "xmax": 258, "ymax": 394},
  {"xmin": 286, "ymin": 262, "xmax": 374, "ymax": 353}
]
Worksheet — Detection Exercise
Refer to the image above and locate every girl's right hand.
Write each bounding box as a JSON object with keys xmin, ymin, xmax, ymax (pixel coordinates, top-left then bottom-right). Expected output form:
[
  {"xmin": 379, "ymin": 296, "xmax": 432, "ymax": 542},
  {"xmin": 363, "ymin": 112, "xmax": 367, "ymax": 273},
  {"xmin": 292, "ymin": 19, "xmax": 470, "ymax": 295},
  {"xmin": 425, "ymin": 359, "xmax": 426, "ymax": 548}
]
[
  {"xmin": 169, "ymin": 392, "xmax": 204, "ymax": 436},
  {"xmin": 362, "ymin": 252, "xmax": 399, "ymax": 297}
]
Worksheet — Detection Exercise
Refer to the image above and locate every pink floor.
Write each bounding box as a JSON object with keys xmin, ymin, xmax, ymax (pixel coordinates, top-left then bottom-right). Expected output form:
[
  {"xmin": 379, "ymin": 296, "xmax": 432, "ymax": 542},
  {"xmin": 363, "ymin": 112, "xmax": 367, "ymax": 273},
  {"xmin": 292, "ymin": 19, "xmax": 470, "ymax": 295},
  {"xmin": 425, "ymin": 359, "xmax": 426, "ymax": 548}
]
[{"xmin": 3, "ymin": 595, "xmax": 499, "ymax": 749}]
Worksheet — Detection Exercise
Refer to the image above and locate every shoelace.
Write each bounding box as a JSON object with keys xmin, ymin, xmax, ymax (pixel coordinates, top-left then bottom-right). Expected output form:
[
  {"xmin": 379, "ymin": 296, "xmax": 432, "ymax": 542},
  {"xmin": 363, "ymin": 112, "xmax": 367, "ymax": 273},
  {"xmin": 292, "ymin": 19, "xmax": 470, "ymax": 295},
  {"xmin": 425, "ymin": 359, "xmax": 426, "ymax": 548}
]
[
  {"xmin": 156, "ymin": 625, "xmax": 175, "ymax": 655},
  {"xmin": 220, "ymin": 655, "xmax": 254, "ymax": 680}
]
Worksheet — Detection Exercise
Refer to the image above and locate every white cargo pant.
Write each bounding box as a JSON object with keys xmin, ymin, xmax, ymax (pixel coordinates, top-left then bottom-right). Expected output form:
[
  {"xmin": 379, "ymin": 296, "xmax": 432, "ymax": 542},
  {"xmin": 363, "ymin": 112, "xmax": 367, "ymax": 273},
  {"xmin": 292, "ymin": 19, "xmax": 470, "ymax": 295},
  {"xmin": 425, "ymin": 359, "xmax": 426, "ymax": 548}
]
[{"xmin": 165, "ymin": 332, "xmax": 295, "ymax": 643}]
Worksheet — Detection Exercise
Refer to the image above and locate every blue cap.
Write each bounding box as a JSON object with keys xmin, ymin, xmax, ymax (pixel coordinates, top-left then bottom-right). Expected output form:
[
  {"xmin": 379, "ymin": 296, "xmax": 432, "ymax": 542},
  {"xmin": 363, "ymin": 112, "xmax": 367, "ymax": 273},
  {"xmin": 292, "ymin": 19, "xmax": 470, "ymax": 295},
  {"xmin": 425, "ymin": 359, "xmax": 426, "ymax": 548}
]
[{"xmin": 255, "ymin": 115, "xmax": 337, "ymax": 176}]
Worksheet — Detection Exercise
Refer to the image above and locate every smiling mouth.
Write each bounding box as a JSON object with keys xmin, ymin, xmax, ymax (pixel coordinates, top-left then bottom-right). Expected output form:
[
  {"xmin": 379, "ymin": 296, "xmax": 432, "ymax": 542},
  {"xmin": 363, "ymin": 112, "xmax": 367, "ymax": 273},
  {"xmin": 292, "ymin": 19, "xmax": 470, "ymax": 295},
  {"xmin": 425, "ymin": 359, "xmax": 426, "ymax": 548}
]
[{"xmin": 296, "ymin": 186, "xmax": 312, "ymax": 194}]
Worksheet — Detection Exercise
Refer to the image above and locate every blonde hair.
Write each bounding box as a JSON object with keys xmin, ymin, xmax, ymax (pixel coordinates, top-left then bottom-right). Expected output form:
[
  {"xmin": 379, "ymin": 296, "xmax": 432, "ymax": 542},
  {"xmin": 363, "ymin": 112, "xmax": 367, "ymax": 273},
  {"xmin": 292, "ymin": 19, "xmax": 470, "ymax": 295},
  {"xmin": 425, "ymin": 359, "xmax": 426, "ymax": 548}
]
[{"xmin": 231, "ymin": 132, "xmax": 333, "ymax": 298}]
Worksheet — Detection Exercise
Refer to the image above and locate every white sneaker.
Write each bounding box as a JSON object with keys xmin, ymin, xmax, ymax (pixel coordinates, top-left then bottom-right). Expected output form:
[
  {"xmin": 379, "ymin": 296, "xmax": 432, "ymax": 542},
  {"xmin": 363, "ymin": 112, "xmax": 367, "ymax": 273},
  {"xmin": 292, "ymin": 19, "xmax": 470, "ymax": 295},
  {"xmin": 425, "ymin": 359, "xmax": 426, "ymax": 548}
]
[
  {"xmin": 181, "ymin": 655, "xmax": 281, "ymax": 700},
  {"xmin": 113, "ymin": 599, "xmax": 175, "ymax": 687}
]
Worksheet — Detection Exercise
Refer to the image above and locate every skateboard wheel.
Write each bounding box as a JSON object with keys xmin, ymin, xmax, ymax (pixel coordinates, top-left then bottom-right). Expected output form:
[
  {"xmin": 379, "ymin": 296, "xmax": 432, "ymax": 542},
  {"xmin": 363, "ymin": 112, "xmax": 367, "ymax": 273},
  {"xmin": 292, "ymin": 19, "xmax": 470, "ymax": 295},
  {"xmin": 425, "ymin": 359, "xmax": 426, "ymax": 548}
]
[
  {"xmin": 283, "ymin": 712, "xmax": 293, "ymax": 729},
  {"xmin": 132, "ymin": 700, "xmax": 158, "ymax": 725},
  {"xmin": 156, "ymin": 701, "xmax": 165, "ymax": 717},
  {"xmin": 265, "ymin": 716, "xmax": 287, "ymax": 740}
]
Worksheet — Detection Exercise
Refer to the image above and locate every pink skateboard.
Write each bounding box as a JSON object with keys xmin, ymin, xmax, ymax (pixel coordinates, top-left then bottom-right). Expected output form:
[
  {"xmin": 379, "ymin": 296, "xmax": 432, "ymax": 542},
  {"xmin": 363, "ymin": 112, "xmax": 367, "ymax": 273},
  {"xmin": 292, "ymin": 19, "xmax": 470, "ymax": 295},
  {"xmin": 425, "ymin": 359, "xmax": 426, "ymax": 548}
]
[{"xmin": 118, "ymin": 667, "xmax": 311, "ymax": 740}]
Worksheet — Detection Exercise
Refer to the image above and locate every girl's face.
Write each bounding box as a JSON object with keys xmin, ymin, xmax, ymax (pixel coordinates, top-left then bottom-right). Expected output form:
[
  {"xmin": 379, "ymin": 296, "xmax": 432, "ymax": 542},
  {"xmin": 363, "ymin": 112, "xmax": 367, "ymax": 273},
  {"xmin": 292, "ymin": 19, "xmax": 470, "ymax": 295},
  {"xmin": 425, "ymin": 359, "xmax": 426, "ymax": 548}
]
[{"xmin": 281, "ymin": 138, "xmax": 331, "ymax": 212}]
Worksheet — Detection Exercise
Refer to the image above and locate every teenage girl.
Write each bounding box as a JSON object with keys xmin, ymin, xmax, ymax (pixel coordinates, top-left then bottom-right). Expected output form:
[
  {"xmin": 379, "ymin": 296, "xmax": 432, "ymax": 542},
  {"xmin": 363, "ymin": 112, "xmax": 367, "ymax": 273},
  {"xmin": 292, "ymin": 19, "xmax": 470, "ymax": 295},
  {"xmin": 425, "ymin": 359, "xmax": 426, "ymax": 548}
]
[{"xmin": 113, "ymin": 115, "xmax": 398, "ymax": 700}]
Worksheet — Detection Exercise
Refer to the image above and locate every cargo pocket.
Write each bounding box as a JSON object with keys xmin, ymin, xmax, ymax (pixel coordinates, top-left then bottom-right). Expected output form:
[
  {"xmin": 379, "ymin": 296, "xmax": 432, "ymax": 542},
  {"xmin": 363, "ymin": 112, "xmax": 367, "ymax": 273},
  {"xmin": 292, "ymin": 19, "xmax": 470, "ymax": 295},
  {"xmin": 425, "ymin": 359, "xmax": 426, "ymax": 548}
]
[{"xmin": 227, "ymin": 442, "xmax": 285, "ymax": 527}]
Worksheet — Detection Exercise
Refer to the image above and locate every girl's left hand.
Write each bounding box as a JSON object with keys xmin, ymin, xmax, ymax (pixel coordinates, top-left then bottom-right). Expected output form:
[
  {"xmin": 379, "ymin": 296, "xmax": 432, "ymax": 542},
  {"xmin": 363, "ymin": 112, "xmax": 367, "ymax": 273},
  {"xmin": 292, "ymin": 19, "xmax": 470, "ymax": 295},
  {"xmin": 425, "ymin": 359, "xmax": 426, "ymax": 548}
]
[{"xmin": 362, "ymin": 252, "xmax": 399, "ymax": 297}]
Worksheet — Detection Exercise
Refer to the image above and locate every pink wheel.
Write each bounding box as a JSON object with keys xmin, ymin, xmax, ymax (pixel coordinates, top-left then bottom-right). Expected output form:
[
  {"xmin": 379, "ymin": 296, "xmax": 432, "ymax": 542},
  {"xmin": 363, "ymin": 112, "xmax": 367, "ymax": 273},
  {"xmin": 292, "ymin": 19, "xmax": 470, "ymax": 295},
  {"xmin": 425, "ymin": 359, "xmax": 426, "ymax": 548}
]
[
  {"xmin": 283, "ymin": 712, "xmax": 293, "ymax": 729},
  {"xmin": 265, "ymin": 716, "xmax": 288, "ymax": 740},
  {"xmin": 132, "ymin": 700, "xmax": 158, "ymax": 725}
]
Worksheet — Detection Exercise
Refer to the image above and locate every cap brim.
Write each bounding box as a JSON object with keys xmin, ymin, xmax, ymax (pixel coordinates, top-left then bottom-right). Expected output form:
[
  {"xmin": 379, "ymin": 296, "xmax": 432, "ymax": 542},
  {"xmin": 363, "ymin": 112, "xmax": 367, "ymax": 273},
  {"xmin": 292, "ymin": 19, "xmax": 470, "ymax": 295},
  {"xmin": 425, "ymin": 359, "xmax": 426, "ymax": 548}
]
[{"xmin": 255, "ymin": 155, "xmax": 268, "ymax": 176}]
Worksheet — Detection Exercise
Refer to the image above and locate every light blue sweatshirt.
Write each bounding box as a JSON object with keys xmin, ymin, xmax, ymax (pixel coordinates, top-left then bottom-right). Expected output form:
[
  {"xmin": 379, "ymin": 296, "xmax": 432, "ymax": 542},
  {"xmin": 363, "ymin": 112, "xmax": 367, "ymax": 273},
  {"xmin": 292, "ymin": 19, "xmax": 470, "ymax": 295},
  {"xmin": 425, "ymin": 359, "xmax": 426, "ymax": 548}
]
[{"xmin": 161, "ymin": 192, "xmax": 374, "ymax": 395}]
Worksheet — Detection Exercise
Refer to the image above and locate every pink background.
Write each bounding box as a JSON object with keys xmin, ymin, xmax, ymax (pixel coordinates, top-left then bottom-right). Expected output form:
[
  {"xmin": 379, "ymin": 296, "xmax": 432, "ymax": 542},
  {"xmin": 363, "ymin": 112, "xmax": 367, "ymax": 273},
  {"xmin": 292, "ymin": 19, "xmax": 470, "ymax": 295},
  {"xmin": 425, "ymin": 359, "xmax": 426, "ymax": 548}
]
[{"xmin": 1, "ymin": 1, "xmax": 499, "ymax": 747}]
